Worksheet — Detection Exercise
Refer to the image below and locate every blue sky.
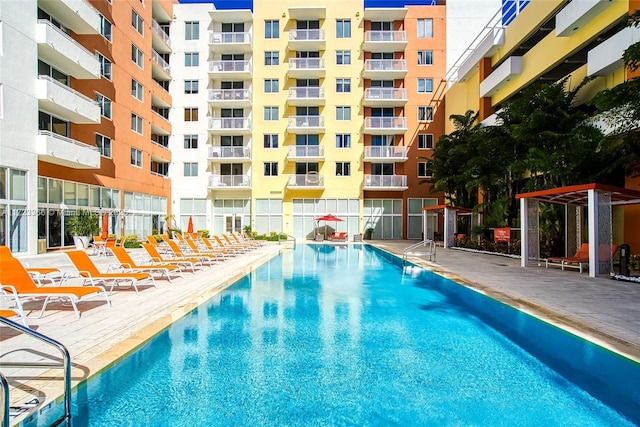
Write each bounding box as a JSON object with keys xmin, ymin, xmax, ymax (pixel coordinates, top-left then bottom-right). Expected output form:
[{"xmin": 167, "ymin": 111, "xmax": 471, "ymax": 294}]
[{"xmin": 178, "ymin": 0, "xmax": 441, "ymax": 10}]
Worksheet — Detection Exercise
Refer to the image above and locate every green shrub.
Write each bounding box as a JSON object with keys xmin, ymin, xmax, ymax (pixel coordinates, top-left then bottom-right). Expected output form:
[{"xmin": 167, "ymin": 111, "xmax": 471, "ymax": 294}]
[{"xmin": 197, "ymin": 229, "xmax": 210, "ymax": 238}]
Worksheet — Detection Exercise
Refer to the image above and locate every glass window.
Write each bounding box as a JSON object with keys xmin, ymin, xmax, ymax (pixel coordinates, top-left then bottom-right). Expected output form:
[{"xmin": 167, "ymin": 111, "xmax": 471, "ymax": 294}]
[
  {"xmin": 9, "ymin": 169, "xmax": 26, "ymax": 201},
  {"xmin": 185, "ymin": 80, "xmax": 199, "ymax": 94},
  {"xmin": 264, "ymin": 107, "xmax": 278, "ymax": 121},
  {"xmin": 336, "ymin": 162, "xmax": 350, "ymax": 176},
  {"xmin": 38, "ymin": 176, "xmax": 47, "ymax": 203},
  {"xmin": 184, "ymin": 135, "xmax": 198, "ymax": 149},
  {"xmin": 336, "ymin": 134, "xmax": 351, "ymax": 148},
  {"xmin": 131, "ymin": 113, "xmax": 143, "ymax": 134},
  {"xmin": 336, "ymin": 78, "xmax": 351, "ymax": 93},
  {"xmin": 418, "ymin": 106, "xmax": 434, "ymax": 122},
  {"xmin": 96, "ymin": 134, "xmax": 112, "ymax": 157},
  {"xmin": 418, "ymin": 78, "xmax": 433, "ymax": 93},
  {"xmin": 77, "ymin": 184, "xmax": 89, "ymax": 206},
  {"xmin": 185, "ymin": 21, "xmax": 199, "ymax": 40},
  {"xmin": 132, "ymin": 44, "xmax": 143, "ymax": 68},
  {"xmin": 184, "ymin": 108, "xmax": 198, "ymax": 121},
  {"xmin": 264, "ymin": 79, "xmax": 279, "ymax": 93},
  {"xmin": 265, "ymin": 20, "xmax": 279, "ymax": 38},
  {"xmin": 336, "ymin": 106, "xmax": 351, "ymax": 121},
  {"xmin": 184, "ymin": 162, "xmax": 198, "ymax": 176},
  {"xmin": 96, "ymin": 93, "xmax": 111, "ymax": 119},
  {"xmin": 132, "ymin": 79, "xmax": 143, "ymax": 101},
  {"xmin": 48, "ymin": 179, "xmax": 62, "ymax": 203},
  {"xmin": 263, "ymin": 162, "xmax": 278, "ymax": 176},
  {"xmin": 63, "ymin": 181, "xmax": 76, "ymax": 204},
  {"xmin": 264, "ymin": 134, "xmax": 278, "ymax": 148},
  {"xmin": 132, "ymin": 9, "xmax": 144, "ymax": 35},
  {"xmin": 131, "ymin": 148, "xmax": 142, "ymax": 167},
  {"xmin": 100, "ymin": 14, "xmax": 112, "ymax": 42},
  {"xmin": 97, "ymin": 53, "xmax": 112, "ymax": 79},
  {"xmin": 417, "ymin": 18, "xmax": 433, "ymax": 38},
  {"xmin": 418, "ymin": 133, "xmax": 434, "ymax": 150},
  {"xmin": 418, "ymin": 50, "xmax": 433, "ymax": 65},
  {"xmin": 336, "ymin": 19, "xmax": 351, "ymax": 38},
  {"xmin": 185, "ymin": 52, "xmax": 199, "ymax": 67},
  {"xmin": 265, "ymin": 51, "xmax": 279, "ymax": 66},
  {"xmin": 336, "ymin": 50, "xmax": 351, "ymax": 65},
  {"xmin": 418, "ymin": 162, "xmax": 432, "ymax": 178}
]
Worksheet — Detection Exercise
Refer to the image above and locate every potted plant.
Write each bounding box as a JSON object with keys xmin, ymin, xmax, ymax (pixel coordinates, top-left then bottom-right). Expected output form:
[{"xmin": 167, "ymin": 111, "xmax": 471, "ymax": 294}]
[
  {"xmin": 630, "ymin": 254, "xmax": 640, "ymax": 275},
  {"xmin": 364, "ymin": 227, "xmax": 374, "ymax": 240},
  {"xmin": 67, "ymin": 209, "xmax": 99, "ymax": 249}
]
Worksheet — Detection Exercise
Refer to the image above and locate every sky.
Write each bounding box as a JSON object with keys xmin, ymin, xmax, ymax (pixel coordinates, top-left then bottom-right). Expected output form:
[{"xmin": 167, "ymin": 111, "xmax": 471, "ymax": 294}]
[{"xmin": 177, "ymin": 0, "xmax": 442, "ymax": 10}]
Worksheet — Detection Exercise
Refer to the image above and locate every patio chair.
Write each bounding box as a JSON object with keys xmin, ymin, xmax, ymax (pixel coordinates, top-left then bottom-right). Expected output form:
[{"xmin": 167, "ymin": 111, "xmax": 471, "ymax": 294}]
[
  {"xmin": 546, "ymin": 244, "xmax": 619, "ymax": 273},
  {"xmin": 328, "ymin": 232, "xmax": 348, "ymax": 242},
  {"xmin": 0, "ymin": 256, "xmax": 110, "ymax": 319},
  {"xmin": 65, "ymin": 250, "xmax": 156, "ymax": 295},
  {"xmin": 184, "ymin": 239, "xmax": 231, "ymax": 261},
  {"xmin": 141, "ymin": 243, "xmax": 204, "ymax": 273},
  {"xmin": 109, "ymin": 247, "xmax": 183, "ymax": 282},
  {"xmin": 201, "ymin": 236, "xmax": 238, "ymax": 256},
  {"xmin": 0, "ymin": 308, "xmax": 29, "ymax": 327},
  {"xmin": 165, "ymin": 240, "xmax": 217, "ymax": 266},
  {"xmin": 0, "ymin": 246, "xmax": 71, "ymax": 285}
]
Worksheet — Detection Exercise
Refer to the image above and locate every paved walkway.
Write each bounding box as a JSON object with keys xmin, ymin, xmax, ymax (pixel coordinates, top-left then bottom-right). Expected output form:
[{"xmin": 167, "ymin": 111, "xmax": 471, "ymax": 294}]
[{"xmin": 2, "ymin": 240, "xmax": 640, "ymax": 426}]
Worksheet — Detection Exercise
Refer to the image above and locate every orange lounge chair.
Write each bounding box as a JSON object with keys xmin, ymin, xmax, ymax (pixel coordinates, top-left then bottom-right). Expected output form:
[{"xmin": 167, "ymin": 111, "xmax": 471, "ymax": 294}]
[
  {"xmin": 0, "ymin": 256, "xmax": 110, "ymax": 319},
  {"xmin": 328, "ymin": 232, "xmax": 348, "ymax": 242},
  {"xmin": 0, "ymin": 308, "xmax": 29, "ymax": 326},
  {"xmin": 184, "ymin": 239, "xmax": 231, "ymax": 260},
  {"xmin": 109, "ymin": 247, "xmax": 183, "ymax": 282},
  {"xmin": 546, "ymin": 243, "xmax": 619, "ymax": 273},
  {"xmin": 65, "ymin": 250, "xmax": 155, "ymax": 295},
  {"xmin": 201, "ymin": 236, "xmax": 238, "ymax": 256},
  {"xmin": 141, "ymin": 243, "xmax": 204, "ymax": 273},
  {"xmin": 165, "ymin": 240, "xmax": 217, "ymax": 266}
]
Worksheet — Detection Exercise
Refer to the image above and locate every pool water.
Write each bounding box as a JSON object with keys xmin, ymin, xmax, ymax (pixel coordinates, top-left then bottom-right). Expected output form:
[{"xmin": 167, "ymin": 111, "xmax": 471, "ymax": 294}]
[{"xmin": 65, "ymin": 244, "xmax": 639, "ymax": 426}]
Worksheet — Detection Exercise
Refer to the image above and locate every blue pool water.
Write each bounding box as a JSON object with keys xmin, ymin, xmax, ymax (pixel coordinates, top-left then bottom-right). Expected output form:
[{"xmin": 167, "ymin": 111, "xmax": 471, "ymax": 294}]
[{"xmin": 64, "ymin": 244, "xmax": 639, "ymax": 426}]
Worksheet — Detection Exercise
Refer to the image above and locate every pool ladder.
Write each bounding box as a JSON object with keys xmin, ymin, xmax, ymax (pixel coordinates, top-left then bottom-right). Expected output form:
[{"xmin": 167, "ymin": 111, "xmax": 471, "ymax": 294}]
[
  {"xmin": 278, "ymin": 233, "xmax": 296, "ymax": 248},
  {"xmin": 402, "ymin": 239, "xmax": 436, "ymax": 265},
  {"xmin": 0, "ymin": 317, "xmax": 72, "ymax": 427}
]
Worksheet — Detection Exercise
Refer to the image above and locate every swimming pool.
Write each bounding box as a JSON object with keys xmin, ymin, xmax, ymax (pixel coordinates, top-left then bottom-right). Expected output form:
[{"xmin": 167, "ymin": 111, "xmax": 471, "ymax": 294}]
[{"xmin": 51, "ymin": 244, "xmax": 640, "ymax": 425}]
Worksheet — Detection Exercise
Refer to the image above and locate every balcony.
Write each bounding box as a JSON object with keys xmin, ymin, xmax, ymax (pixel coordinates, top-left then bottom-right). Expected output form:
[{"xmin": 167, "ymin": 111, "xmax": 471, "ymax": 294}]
[
  {"xmin": 288, "ymin": 58, "xmax": 325, "ymax": 78},
  {"xmin": 364, "ymin": 117, "xmax": 407, "ymax": 135},
  {"xmin": 364, "ymin": 146, "xmax": 408, "ymax": 162},
  {"xmin": 288, "ymin": 29, "xmax": 326, "ymax": 51},
  {"xmin": 207, "ymin": 174, "xmax": 251, "ymax": 190},
  {"xmin": 37, "ymin": 75, "xmax": 100, "ymax": 124},
  {"xmin": 152, "ymin": 20, "xmax": 171, "ymax": 54},
  {"xmin": 209, "ymin": 31, "xmax": 252, "ymax": 53},
  {"xmin": 287, "ymin": 146, "xmax": 325, "ymax": 161},
  {"xmin": 38, "ymin": 0, "xmax": 100, "ymax": 35},
  {"xmin": 287, "ymin": 174, "xmax": 324, "ymax": 190},
  {"xmin": 363, "ymin": 30, "xmax": 407, "ymax": 52},
  {"xmin": 287, "ymin": 87, "xmax": 325, "ymax": 106},
  {"xmin": 208, "ymin": 60, "xmax": 252, "ymax": 79},
  {"xmin": 207, "ymin": 89, "xmax": 252, "ymax": 107},
  {"xmin": 151, "ymin": 111, "xmax": 171, "ymax": 136},
  {"xmin": 208, "ymin": 117, "xmax": 252, "ymax": 134},
  {"xmin": 364, "ymin": 174, "xmax": 408, "ymax": 191},
  {"xmin": 363, "ymin": 59, "xmax": 407, "ymax": 80},
  {"xmin": 37, "ymin": 130, "xmax": 100, "ymax": 169},
  {"xmin": 287, "ymin": 116, "xmax": 325, "ymax": 134},
  {"xmin": 479, "ymin": 56, "xmax": 522, "ymax": 98},
  {"xmin": 363, "ymin": 88, "xmax": 407, "ymax": 107},
  {"xmin": 152, "ymin": 50, "xmax": 171, "ymax": 80},
  {"xmin": 208, "ymin": 146, "xmax": 251, "ymax": 161},
  {"xmin": 36, "ymin": 20, "xmax": 100, "ymax": 79}
]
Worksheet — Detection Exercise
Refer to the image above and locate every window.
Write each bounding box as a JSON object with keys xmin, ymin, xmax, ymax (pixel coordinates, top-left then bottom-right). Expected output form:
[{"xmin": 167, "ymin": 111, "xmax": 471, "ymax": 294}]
[
  {"xmin": 97, "ymin": 53, "xmax": 112, "ymax": 80},
  {"xmin": 131, "ymin": 113, "xmax": 143, "ymax": 134},
  {"xmin": 185, "ymin": 80, "xmax": 199, "ymax": 94},
  {"xmin": 264, "ymin": 79, "xmax": 279, "ymax": 93},
  {"xmin": 95, "ymin": 93, "xmax": 111, "ymax": 119},
  {"xmin": 95, "ymin": 134, "xmax": 111, "ymax": 158},
  {"xmin": 418, "ymin": 50, "xmax": 433, "ymax": 65},
  {"xmin": 184, "ymin": 162, "xmax": 198, "ymax": 177},
  {"xmin": 264, "ymin": 107, "xmax": 278, "ymax": 121},
  {"xmin": 418, "ymin": 162, "xmax": 433, "ymax": 178},
  {"xmin": 184, "ymin": 135, "xmax": 198, "ymax": 149},
  {"xmin": 336, "ymin": 19, "xmax": 351, "ymax": 38},
  {"xmin": 336, "ymin": 106, "xmax": 351, "ymax": 121},
  {"xmin": 185, "ymin": 21, "xmax": 199, "ymax": 40},
  {"xmin": 417, "ymin": 18, "xmax": 433, "ymax": 38},
  {"xmin": 131, "ymin": 79, "xmax": 143, "ymax": 101},
  {"xmin": 418, "ymin": 106, "xmax": 434, "ymax": 122},
  {"xmin": 265, "ymin": 51, "xmax": 279, "ymax": 66},
  {"xmin": 418, "ymin": 134, "xmax": 434, "ymax": 150},
  {"xmin": 336, "ymin": 78, "xmax": 351, "ymax": 93},
  {"xmin": 264, "ymin": 134, "xmax": 278, "ymax": 148},
  {"xmin": 132, "ymin": 9, "xmax": 143, "ymax": 35},
  {"xmin": 418, "ymin": 78, "xmax": 433, "ymax": 93},
  {"xmin": 265, "ymin": 20, "xmax": 279, "ymax": 38},
  {"xmin": 336, "ymin": 134, "xmax": 351, "ymax": 148},
  {"xmin": 185, "ymin": 52, "xmax": 199, "ymax": 67},
  {"xmin": 131, "ymin": 148, "xmax": 142, "ymax": 167},
  {"xmin": 99, "ymin": 14, "xmax": 112, "ymax": 42},
  {"xmin": 336, "ymin": 50, "xmax": 351, "ymax": 65},
  {"xmin": 132, "ymin": 44, "xmax": 143, "ymax": 68},
  {"xmin": 336, "ymin": 162, "xmax": 350, "ymax": 176},
  {"xmin": 264, "ymin": 162, "xmax": 278, "ymax": 176},
  {"xmin": 184, "ymin": 108, "xmax": 198, "ymax": 122}
]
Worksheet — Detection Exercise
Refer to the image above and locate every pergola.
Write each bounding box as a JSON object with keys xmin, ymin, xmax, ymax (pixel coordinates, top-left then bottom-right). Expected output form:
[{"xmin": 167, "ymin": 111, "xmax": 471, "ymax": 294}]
[
  {"xmin": 516, "ymin": 183, "xmax": 640, "ymax": 277},
  {"xmin": 422, "ymin": 205, "xmax": 473, "ymax": 248}
]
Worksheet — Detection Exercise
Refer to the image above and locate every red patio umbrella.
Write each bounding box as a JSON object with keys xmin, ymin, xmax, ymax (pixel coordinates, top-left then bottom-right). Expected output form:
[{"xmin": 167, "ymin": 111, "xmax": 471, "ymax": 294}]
[
  {"xmin": 187, "ymin": 216, "xmax": 194, "ymax": 234},
  {"xmin": 315, "ymin": 214, "xmax": 342, "ymax": 238},
  {"xmin": 101, "ymin": 212, "xmax": 109, "ymax": 239}
]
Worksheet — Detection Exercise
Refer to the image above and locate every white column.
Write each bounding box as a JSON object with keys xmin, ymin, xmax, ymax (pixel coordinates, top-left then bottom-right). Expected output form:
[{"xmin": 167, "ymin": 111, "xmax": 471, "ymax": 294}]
[
  {"xmin": 587, "ymin": 189, "xmax": 599, "ymax": 277},
  {"xmin": 422, "ymin": 209, "xmax": 428, "ymax": 242},
  {"xmin": 444, "ymin": 208, "xmax": 451, "ymax": 248},
  {"xmin": 520, "ymin": 198, "xmax": 529, "ymax": 267}
]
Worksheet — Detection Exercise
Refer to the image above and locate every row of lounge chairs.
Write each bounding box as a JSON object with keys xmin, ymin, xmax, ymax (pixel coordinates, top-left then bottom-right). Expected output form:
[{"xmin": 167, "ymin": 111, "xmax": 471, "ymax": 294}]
[{"xmin": 0, "ymin": 232, "xmax": 264, "ymax": 326}]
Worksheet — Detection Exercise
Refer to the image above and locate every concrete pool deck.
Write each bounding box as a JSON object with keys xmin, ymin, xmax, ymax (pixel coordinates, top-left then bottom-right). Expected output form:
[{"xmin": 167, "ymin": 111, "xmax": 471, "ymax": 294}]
[{"xmin": 2, "ymin": 240, "xmax": 640, "ymax": 425}]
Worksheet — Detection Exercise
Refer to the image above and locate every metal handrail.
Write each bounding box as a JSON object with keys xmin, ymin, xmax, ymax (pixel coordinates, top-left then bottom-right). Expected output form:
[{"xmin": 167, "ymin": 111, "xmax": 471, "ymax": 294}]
[
  {"xmin": 0, "ymin": 372, "xmax": 8, "ymax": 427},
  {"xmin": 403, "ymin": 239, "xmax": 436, "ymax": 264},
  {"xmin": 278, "ymin": 233, "xmax": 296, "ymax": 247},
  {"xmin": 0, "ymin": 317, "xmax": 72, "ymax": 426}
]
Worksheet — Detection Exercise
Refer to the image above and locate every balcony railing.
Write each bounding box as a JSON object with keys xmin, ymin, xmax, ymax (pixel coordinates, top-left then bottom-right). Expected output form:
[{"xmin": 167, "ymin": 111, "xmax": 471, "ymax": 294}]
[
  {"xmin": 287, "ymin": 174, "xmax": 324, "ymax": 187},
  {"xmin": 152, "ymin": 109, "xmax": 169, "ymax": 121},
  {"xmin": 152, "ymin": 50, "xmax": 170, "ymax": 74},
  {"xmin": 38, "ymin": 130, "xmax": 99, "ymax": 152},
  {"xmin": 288, "ymin": 87, "xmax": 325, "ymax": 100},
  {"xmin": 208, "ymin": 146, "xmax": 251, "ymax": 159},
  {"xmin": 288, "ymin": 58, "xmax": 325, "ymax": 71},
  {"xmin": 38, "ymin": 19, "xmax": 97, "ymax": 59},
  {"xmin": 289, "ymin": 29, "xmax": 325, "ymax": 41},
  {"xmin": 364, "ymin": 59, "xmax": 407, "ymax": 72},
  {"xmin": 364, "ymin": 30, "xmax": 407, "ymax": 43},
  {"xmin": 208, "ymin": 174, "xmax": 251, "ymax": 188},
  {"xmin": 287, "ymin": 146, "xmax": 324, "ymax": 158},
  {"xmin": 364, "ymin": 146, "xmax": 407, "ymax": 160},
  {"xmin": 364, "ymin": 117, "xmax": 407, "ymax": 130},
  {"xmin": 364, "ymin": 88, "xmax": 407, "ymax": 101},
  {"xmin": 208, "ymin": 88, "xmax": 251, "ymax": 102},
  {"xmin": 152, "ymin": 20, "xmax": 170, "ymax": 47},
  {"xmin": 38, "ymin": 75, "xmax": 99, "ymax": 105},
  {"xmin": 209, "ymin": 31, "xmax": 251, "ymax": 44},
  {"xmin": 208, "ymin": 117, "xmax": 251, "ymax": 131},
  {"xmin": 288, "ymin": 116, "xmax": 324, "ymax": 128},
  {"xmin": 208, "ymin": 60, "xmax": 252, "ymax": 73},
  {"xmin": 364, "ymin": 175, "xmax": 407, "ymax": 188}
]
